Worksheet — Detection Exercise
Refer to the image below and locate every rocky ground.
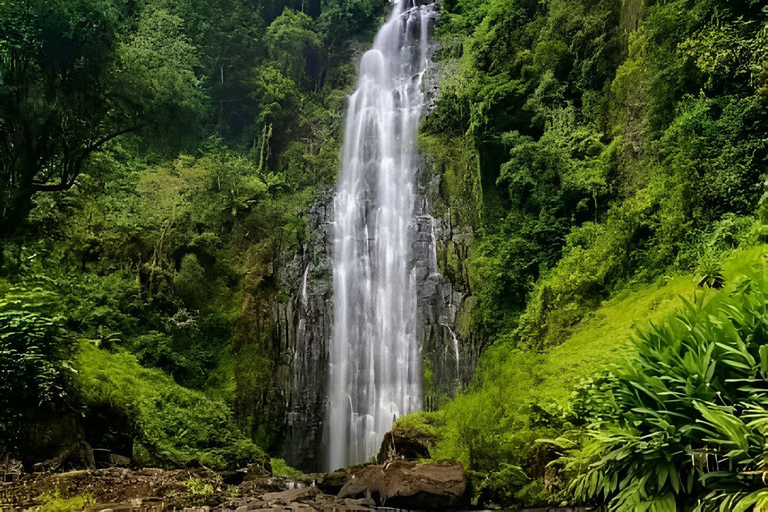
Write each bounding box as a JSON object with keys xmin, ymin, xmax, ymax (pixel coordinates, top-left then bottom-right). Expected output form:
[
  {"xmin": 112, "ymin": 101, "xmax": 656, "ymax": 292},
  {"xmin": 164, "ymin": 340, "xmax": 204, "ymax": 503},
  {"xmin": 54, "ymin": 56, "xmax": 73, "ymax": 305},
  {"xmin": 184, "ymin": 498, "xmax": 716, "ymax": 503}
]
[
  {"xmin": 0, "ymin": 459, "xmax": 468, "ymax": 511},
  {"xmin": 0, "ymin": 421, "xmax": 470, "ymax": 511}
]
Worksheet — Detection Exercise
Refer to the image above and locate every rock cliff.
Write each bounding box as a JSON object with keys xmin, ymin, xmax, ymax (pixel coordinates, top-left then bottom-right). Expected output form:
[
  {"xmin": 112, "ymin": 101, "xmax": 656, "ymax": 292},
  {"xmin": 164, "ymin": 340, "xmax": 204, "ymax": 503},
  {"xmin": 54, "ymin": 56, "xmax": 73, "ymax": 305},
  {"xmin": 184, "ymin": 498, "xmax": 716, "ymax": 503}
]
[{"xmin": 275, "ymin": 52, "xmax": 482, "ymax": 470}]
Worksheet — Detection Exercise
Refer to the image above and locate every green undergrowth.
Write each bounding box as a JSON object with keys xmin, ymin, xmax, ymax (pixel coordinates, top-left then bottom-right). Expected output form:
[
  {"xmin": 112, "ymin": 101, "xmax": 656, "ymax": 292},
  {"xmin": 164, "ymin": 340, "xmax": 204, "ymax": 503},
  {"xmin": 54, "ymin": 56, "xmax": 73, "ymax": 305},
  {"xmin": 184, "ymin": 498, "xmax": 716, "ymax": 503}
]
[
  {"xmin": 36, "ymin": 491, "xmax": 94, "ymax": 512},
  {"xmin": 270, "ymin": 458, "xmax": 311, "ymax": 480},
  {"xmin": 74, "ymin": 340, "xmax": 266, "ymax": 470},
  {"xmin": 398, "ymin": 243, "xmax": 767, "ymax": 508},
  {"xmin": 529, "ymin": 245, "xmax": 766, "ymax": 411},
  {"xmin": 558, "ymin": 259, "xmax": 768, "ymax": 510}
]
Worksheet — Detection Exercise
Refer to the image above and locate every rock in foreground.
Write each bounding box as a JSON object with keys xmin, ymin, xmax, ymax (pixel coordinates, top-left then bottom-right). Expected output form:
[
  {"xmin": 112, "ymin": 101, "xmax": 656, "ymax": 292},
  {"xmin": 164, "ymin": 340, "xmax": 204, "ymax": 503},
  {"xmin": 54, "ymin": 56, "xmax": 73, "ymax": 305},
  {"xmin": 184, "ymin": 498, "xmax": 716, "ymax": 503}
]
[{"xmin": 337, "ymin": 460, "xmax": 468, "ymax": 508}]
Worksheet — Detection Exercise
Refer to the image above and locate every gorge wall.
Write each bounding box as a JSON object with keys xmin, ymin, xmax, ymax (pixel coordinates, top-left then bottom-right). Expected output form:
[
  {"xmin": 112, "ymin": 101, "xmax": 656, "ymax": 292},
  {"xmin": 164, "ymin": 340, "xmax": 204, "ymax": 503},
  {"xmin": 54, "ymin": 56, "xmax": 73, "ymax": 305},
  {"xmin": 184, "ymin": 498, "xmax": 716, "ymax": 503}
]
[{"xmin": 273, "ymin": 44, "xmax": 482, "ymax": 472}]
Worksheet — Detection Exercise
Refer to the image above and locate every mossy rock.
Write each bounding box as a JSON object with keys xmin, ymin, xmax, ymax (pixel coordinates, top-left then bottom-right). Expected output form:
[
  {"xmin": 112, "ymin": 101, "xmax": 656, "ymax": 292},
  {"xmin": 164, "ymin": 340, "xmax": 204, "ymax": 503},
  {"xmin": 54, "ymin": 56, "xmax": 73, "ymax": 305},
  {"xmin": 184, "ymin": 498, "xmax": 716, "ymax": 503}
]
[
  {"xmin": 317, "ymin": 468, "xmax": 351, "ymax": 495},
  {"xmin": 377, "ymin": 413, "xmax": 440, "ymax": 463}
]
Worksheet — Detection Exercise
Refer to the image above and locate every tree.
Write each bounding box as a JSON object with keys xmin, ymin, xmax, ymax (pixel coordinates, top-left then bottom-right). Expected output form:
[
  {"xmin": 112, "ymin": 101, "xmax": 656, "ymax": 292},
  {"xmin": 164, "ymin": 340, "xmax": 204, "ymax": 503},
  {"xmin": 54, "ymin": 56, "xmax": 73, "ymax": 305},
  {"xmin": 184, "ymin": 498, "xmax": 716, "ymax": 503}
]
[
  {"xmin": 0, "ymin": 1, "xmax": 205, "ymax": 235},
  {"xmin": 265, "ymin": 9, "xmax": 322, "ymax": 89}
]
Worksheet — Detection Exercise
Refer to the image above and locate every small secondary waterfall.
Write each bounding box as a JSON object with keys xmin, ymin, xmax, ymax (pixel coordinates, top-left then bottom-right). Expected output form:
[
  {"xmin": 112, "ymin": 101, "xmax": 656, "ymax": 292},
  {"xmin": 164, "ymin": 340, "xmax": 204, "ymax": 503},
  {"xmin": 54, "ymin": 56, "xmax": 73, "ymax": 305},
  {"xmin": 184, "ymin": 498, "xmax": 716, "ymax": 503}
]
[{"xmin": 326, "ymin": 0, "xmax": 436, "ymax": 470}]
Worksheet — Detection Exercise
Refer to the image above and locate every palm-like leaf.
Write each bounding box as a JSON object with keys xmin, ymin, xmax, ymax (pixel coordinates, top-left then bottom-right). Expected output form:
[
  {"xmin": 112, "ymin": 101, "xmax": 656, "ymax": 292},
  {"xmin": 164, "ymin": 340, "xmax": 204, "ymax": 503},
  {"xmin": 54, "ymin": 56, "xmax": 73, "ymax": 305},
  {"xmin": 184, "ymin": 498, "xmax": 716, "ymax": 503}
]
[{"xmin": 561, "ymin": 264, "xmax": 768, "ymax": 511}]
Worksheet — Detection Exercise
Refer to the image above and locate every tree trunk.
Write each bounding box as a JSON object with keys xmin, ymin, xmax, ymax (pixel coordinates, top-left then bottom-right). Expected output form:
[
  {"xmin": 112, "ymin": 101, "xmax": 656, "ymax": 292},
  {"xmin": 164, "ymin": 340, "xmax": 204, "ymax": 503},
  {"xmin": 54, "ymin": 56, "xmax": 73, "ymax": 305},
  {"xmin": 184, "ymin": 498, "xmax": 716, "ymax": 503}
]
[{"xmin": 0, "ymin": 159, "xmax": 37, "ymax": 238}]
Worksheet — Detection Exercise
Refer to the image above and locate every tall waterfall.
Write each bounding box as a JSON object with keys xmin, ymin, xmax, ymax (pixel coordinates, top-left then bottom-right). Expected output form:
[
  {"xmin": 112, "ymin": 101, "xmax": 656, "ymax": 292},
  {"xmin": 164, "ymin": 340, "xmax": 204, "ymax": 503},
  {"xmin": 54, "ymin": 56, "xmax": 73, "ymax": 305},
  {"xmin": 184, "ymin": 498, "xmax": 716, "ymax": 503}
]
[{"xmin": 326, "ymin": 0, "xmax": 436, "ymax": 470}]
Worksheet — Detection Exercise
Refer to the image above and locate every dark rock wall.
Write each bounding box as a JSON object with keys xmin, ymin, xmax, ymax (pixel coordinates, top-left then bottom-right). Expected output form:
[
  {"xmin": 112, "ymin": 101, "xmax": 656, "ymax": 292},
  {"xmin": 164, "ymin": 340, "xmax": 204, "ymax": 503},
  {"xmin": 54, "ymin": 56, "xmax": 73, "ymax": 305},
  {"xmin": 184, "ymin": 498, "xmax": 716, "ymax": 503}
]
[
  {"xmin": 415, "ymin": 161, "xmax": 479, "ymax": 412},
  {"xmin": 416, "ymin": 53, "xmax": 482, "ymax": 411},
  {"xmin": 275, "ymin": 190, "xmax": 334, "ymax": 471},
  {"xmin": 276, "ymin": 53, "xmax": 482, "ymax": 470}
]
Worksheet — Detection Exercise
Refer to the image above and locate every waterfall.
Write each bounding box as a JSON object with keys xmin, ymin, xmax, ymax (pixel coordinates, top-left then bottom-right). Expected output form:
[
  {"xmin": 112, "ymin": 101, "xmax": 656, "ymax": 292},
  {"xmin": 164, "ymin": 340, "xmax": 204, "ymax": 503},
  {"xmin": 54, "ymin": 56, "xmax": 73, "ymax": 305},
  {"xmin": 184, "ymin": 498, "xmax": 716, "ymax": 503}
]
[{"xmin": 326, "ymin": 0, "xmax": 436, "ymax": 470}]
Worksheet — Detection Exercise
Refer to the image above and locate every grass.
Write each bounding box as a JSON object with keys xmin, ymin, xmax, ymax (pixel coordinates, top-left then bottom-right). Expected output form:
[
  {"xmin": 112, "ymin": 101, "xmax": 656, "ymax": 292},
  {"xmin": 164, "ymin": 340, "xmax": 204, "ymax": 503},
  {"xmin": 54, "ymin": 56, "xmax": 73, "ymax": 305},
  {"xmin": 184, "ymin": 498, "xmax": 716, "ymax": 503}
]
[
  {"xmin": 515, "ymin": 243, "xmax": 766, "ymax": 412},
  {"xmin": 73, "ymin": 340, "xmax": 266, "ymax": 470},
  {"xmin": 403, "ymin": 244, "xmax": 767, "ymax": 470}
]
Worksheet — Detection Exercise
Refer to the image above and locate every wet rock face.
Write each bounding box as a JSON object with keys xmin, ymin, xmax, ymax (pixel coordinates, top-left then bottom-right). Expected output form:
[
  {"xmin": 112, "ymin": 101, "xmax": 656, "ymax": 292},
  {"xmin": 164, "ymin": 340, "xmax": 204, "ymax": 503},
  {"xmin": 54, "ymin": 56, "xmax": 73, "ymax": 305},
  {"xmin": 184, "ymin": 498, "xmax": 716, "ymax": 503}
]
[
  {"xmin": 412, "ymin": 206, "xmax": 468, "ymax": 411},
  {"xmin": 275, "ymin": 189, "xmax": 334, "ymax": 472},
  {"xmin": 337, "ymin": 460, "xmax": 469, "ymax": 508},
  {"xmin": 414, "ymin": 56, "xmax": 482, "ymax": 412},
  {"xmin": 276, "ymin": 185, "xmax": 475, "ymax": 471},
  {"xmin": 415, "ymin": 163, "xmax": 481, "ymax": 411},
  {"xmin": 275, "ymin": 56, "xmax": 483, "ymax": 468}
]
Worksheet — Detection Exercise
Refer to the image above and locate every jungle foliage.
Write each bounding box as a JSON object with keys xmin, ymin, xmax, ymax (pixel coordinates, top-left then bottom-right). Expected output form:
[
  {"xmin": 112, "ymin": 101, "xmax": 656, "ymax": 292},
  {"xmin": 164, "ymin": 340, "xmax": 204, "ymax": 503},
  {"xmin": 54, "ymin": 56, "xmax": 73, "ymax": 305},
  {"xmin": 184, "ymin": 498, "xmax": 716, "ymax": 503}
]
[
  {"xmin": 0, "ymin": 0, "xmax": 383, "ymax": 468},
  {"xmin": 555, "ymin": 265, "xmax": 768, "ymax": 511},
  {"xmin": 424, "ymin": 0, "xmax": 767, "ymax": 347},
  {"xmin": 407, "ymin": 0, "xmax": 768, "ymax": 508},
  {"xmin": 1, "ymin": 0, "xmax": 768, "ymax": 506}
]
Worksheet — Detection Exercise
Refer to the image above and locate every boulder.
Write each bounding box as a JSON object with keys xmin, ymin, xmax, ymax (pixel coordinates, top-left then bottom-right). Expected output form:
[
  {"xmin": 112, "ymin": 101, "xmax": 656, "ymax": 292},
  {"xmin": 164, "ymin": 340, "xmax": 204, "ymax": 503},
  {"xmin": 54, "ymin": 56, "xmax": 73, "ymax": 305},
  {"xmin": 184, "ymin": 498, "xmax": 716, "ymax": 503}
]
[
  {"xmin": 260, "ymin": 486, "xmax": 320, "ymax": 505},
  {"xmin": 317, "ymin": 468, "xmax": 351, "ymax": 495},
  {"xmin": 376, "ymin": 424, "xmax": 435, "ymax": 463},
  {"xmin": 19, "ymin": 414, "xmax": 94, "ymax": 471},
  {"xmin": 337, "ymin": 460, "xmax": 468, "ymax": 508}
]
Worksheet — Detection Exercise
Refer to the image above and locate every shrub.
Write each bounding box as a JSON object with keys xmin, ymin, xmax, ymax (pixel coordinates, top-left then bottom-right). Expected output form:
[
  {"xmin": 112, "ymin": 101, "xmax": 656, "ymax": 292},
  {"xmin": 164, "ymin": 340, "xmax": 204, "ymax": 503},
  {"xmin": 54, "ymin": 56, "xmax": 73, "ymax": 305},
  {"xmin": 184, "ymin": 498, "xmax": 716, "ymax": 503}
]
[
  {"xmin": 74, "ymin": 341, "xmax": 266, "ymax": 470},
  {"xmin": 271, "ymin": 458, "xmax": 308, "ymax": 480},
  {"xmin": 0, "ymin": 286, "xmax": 72, "ymax": 452},
  {"xmin": 559, "ymin": 263, "xmax": 768, "ymax": 510}
]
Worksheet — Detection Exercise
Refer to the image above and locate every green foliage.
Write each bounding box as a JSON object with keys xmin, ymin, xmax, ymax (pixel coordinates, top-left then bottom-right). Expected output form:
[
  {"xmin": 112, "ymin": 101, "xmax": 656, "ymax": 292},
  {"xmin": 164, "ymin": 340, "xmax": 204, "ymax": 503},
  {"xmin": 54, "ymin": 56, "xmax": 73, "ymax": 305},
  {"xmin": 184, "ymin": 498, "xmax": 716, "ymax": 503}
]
[
  {"xmin": 393, "ymin": 411, "xmax": 441, "ymax": 441},
  {"xmin": 271, "ymin": 458, "xmax": 309, "ymax": 480},
  {"xmin": 695, "ymin": 251, "xmax": 725, "ymax": 289},
  {"xmin": 118, "ymin": 9, "xmax": 205, "ymax": 137},
  {"xmin": 408, "ymin": 246, "xmax": 767, "ymax": 509},
  {"xmin": 37, "ymin": 490, "xmax": 94, "ymax": 512},
  {"xmin": 425, "ymin": 0, "xmax": 767, "ymax": 351},
  {"xmin": 2, "ymin": 0, "xmax": 765, "ymax": 498},
  {"xmin": 0, "ymin": 286, "xmax": 72, "ymax": 452},
  {"xmin": 0, "ymin": 0, "xmax": 205, "ymax": 233},
  {"xmin": 250, "ymin": 65, "xmax": 303, "ymax": 143},
  {"xmin": 265, "ymin": 9, "xmax": 322, "ymax": 88},
  {"xmin": 184, "ymin": 477, "xmax": 215, "ymax": 498},
  {"xmin": 559, "ymin": 263, "xmax": 768, "ymax": 510},
  {"xmin": 470, "ymin": 463, "xmax": 547, "ymax": 509},
  {"xmin": 0, "ymin": 0, "xmax": 376, "ymax": 234},
  {"xmin": 75, "ymin": 340, "xmax": 266, "ymax": 470},
  {"xmin": 1, "ymin": 109, "xmax": 323, "ymax": 461}
]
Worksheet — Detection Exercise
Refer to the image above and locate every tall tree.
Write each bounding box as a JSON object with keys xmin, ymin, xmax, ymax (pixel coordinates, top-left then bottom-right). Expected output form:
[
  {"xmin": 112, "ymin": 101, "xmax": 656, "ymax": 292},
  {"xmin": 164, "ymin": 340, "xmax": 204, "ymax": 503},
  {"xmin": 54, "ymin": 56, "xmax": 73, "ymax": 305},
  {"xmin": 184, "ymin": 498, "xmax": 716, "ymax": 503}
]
[{"xmin": 0, "ymin": 1, "xmax": 205, "ymax": 235}]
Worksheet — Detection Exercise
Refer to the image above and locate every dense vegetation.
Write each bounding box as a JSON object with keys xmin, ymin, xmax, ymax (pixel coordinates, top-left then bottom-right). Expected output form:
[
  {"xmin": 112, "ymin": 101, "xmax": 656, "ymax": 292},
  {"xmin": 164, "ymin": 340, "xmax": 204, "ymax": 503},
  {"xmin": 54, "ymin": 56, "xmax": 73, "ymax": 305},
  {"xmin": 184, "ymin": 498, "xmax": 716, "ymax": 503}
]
[
  {"xmin": 2, "ymin": 0, "xmax": 768, "ymax": 509},
  {"xmin": 0, "ymin": 0, "xmax": 383, "ymax": 468},
  {"xmin": 406, "ymin": 0, "xmax": 768, "ymax": 508},
  {"xmin": 424, "ymin": 0, "xmax": 766, "ymax": 346}
]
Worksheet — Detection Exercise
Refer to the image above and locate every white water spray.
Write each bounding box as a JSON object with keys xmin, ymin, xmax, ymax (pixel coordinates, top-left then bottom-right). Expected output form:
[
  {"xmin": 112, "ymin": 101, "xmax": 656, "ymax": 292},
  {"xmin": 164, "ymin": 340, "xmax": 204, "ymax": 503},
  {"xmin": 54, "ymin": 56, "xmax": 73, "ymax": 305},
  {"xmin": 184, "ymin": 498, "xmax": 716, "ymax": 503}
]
[{"xmin": 326, "ymin": 0, "xmax": 436, "ymax": 470}]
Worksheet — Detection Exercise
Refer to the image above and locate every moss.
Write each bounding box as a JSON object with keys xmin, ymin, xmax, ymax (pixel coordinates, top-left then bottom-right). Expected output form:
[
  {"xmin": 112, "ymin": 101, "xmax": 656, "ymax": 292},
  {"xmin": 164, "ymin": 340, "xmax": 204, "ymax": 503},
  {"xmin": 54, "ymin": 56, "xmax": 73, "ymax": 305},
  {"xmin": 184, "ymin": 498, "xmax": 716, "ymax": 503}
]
[
  {"xmin": 455, "ymin": 295, "xmax": 476, "ymax": 339},
  {"xmin": 419, "ymin": 132, "xmax": 483, "ymax": 232},
  {"xmin": 393, "ymin": 411, "xmax": 441, "ymax": 443},
  {"xmin": 37, "ymin": 491, "xmax": 94, "ymax": 512},
  {"xmin": 73, "ymin": 340, "xmax": 266, "ymax": 470},
  {"xmin": 270, "ymin": 458, "xmax": 309, "ymax": 480}
]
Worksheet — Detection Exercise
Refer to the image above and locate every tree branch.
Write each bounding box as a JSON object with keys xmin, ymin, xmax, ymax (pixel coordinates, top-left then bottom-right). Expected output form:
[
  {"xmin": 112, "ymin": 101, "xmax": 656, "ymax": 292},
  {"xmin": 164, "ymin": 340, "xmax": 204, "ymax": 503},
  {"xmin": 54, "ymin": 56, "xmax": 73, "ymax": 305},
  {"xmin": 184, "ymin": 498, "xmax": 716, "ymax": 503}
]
[
  {"xmin": 31, "ymin": 123, "xmax": 146, "ymax": 192},
  {"xmin": 83, "ymin": 123, "xmax": 146, "ymax": 155}
]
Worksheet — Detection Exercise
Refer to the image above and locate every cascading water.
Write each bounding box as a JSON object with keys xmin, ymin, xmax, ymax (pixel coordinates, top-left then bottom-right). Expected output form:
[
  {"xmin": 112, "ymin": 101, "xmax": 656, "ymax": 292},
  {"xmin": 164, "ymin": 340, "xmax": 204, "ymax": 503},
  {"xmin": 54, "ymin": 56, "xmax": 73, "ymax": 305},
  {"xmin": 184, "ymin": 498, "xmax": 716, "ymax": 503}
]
[{"xmin": 326, "ymin": 0, "xmax": 436, "ymax": 470}]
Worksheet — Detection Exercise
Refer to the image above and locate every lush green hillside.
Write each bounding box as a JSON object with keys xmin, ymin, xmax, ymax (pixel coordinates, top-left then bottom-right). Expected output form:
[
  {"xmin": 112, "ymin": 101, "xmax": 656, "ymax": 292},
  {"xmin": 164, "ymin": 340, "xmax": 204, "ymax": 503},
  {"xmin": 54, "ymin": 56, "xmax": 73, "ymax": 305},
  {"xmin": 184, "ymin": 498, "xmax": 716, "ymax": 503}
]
[
  {"xmin": 401, "ymin": 243, "xmax": 767, "ymax": 507},
  {"xmin": 403, "ymin": 0, "xmax": 768, "ymax": 508}
]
